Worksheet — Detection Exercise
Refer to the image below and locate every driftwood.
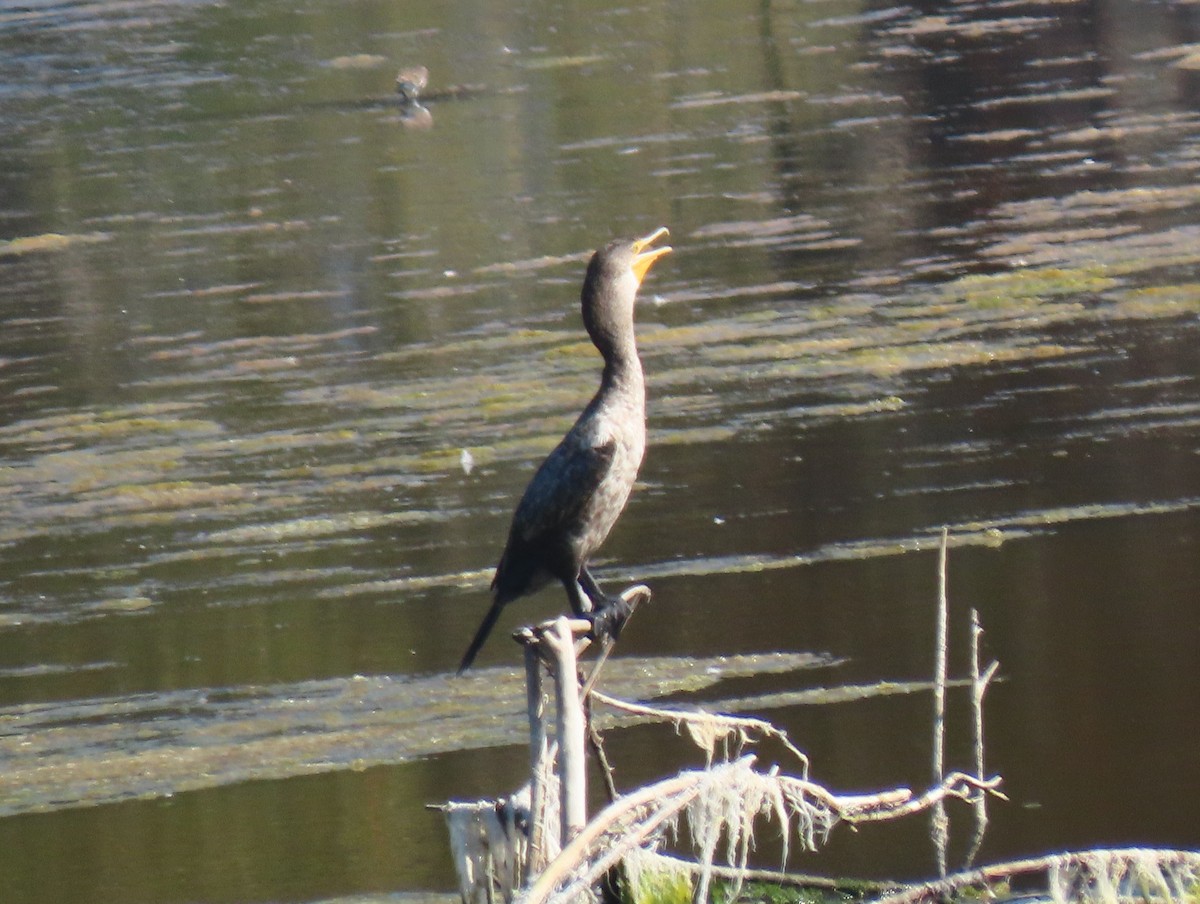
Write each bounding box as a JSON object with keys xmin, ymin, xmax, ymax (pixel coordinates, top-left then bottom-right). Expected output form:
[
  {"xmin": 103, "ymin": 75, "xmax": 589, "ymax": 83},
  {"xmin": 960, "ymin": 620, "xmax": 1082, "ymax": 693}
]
[
  {"xmin": 875, "ymin": 848, "xmax": 1200, "ymax": 904},
  {"xmin": 440, "ymin": 586, "xmax": 650, "ymax": 902},
  {"xmin": 440, "ymin": 575, "xmax": 1009, "ymax": 903},
  {"xmin": 438, "ymin": 540, "xmax": 1190, "ymax": 904},
  {"xmin": 437, "ymin": 560, "xmax": 1012, "ymax": 903},
  {"xmin": 521, "ymin": 758, "xmax": 1000, "ymax": 904}
]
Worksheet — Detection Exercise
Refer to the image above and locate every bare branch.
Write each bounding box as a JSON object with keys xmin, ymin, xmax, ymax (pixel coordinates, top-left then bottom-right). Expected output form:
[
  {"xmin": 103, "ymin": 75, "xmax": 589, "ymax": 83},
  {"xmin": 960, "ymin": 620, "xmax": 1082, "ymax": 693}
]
[
  {"xmin": 589, "ymin": 689, "xmax": 810, "ymax": 776},
  {"xmin": 872, "ymin": 848, "xmax": 1200, "ymax": 904},
  {"xmin": 931, "ymin": 527, "xmax": 950, "ymax": 877},
  {"xmin": 517, "ymin": 759, "xmax": 1005, "ymax": 904},
  {"xmin": 964, "ymin": 607, "xmax": 1000, "ymax": 869}
]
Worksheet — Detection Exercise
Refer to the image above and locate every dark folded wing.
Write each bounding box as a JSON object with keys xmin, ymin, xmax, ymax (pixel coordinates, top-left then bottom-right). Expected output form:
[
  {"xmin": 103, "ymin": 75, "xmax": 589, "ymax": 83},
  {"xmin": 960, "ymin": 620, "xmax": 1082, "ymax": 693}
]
[
  {"xmin": 510, "ymin": 435, "xmax": 616, "ymax": 545},
  {"xmin": 491, "ymin": 435, "xmax": 616, "ymax": 602}
]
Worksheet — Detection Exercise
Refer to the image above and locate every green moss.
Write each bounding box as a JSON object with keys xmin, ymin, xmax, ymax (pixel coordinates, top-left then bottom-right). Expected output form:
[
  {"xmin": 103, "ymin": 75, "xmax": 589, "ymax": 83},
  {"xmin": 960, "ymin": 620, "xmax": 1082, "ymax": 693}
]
[
  {"xmin": 715, "ymin": 878, "xmax": 873, "ymax": 904},
  {"xmin": 942, "ymin": 265, "xmax": 1118, "ymax": 309},
  {"xmin": 619, "ymin": 858, "xmax": 694, "ymax": 904},
  {"xmin": 628, "ymin": 869, "xmax": 693, "ymax": 904},
  {"xmin": 1115, "ymin": 283, "xmax": 1200, "ymax": 317}
]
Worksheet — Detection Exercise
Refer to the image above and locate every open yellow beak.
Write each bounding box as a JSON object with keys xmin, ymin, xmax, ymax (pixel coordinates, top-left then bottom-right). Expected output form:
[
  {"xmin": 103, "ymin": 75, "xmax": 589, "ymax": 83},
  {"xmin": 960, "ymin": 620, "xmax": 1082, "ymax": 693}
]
[{"xmin": 630, "ymin": 226, "xmax": 671, "ymax": 285}]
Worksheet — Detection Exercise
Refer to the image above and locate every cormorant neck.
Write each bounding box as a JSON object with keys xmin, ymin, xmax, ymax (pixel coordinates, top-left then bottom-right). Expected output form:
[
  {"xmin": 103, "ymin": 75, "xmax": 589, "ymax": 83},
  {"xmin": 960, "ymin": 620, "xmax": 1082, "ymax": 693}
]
[{"xmin": 600, "ymin": 337, "xmax": 643, "ymax": 392}]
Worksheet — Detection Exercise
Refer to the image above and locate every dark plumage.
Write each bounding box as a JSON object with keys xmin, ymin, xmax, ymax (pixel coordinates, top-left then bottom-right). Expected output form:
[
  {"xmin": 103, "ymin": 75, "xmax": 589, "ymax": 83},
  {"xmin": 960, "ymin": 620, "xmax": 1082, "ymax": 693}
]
[{"xmin": 458, "ymin": 227, "xmax": 671, "ymax": 672}]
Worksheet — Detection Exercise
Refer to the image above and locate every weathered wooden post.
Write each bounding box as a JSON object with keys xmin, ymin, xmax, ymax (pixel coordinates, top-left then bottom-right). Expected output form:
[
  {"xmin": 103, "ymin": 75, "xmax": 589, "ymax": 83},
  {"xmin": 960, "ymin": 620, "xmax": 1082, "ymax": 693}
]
[
  {"xmin": 544, "ymin": 616, "xmax": 588, "ymax": 843},
  {"xmin": 523, "ymin": 639, "xmax": 550, "ymax": 872},
  {"xmin": 443, "ymin": 586, "xmax": 648, "ymax": 902}
]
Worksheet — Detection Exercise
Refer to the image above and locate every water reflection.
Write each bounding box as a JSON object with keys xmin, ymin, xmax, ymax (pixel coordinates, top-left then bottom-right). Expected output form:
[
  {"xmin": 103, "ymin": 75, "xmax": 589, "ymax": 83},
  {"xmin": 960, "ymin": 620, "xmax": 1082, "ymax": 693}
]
[{"xmin": 1, "ymin": 0, "xmax": 1199, "ymax": 901}]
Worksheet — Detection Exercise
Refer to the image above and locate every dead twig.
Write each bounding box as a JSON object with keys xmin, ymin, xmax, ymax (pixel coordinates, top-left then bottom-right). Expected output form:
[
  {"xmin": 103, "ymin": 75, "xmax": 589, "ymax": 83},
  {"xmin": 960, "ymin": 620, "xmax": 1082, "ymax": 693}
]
[
  {"xmin": 931, "ymin": 527, "xmax": 950, "ymax": 878},
  {"xmin": 964, "ymin": 607, "xmax": 999, "ymax": 869},
  {"xmin": 585, "ymin": 703, "xmax": 620, "ymax": 804},
  {"xmin": 588, "ymin": 689, "xmax": 810, "ymax": 776}
]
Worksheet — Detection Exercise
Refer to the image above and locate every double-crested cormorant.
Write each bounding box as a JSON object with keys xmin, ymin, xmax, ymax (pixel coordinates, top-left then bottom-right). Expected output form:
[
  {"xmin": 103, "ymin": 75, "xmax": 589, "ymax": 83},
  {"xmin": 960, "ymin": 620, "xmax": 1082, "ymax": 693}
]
[{"xmin": 458, "ymin": 227, "xmax": 671, "ymax": 672}]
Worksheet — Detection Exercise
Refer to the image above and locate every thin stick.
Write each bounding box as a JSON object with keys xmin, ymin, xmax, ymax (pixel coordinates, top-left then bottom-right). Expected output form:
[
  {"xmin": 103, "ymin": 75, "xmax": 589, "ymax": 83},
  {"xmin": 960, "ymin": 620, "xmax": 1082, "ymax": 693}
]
[
  {"xmin": 931, "ymin": 527, "xmax": 950, "ymax": 878},
  {"xmin": 586, "ymin": 718, "xmax": 620, "ymax": 803},
  {"xmin": 964, "ymin": 606, "xmax": 985, "ymax": 870},
  {"xmin": 846, "ymin": 772, "xmax": 1003, "ymax": 822},
  {"xmin": 964, "ymin": 608, "xmax": 999, "ymax": 869},
  {"xmin": 589, "ymin": 689, "xmax": 810, "ymax": 777}
]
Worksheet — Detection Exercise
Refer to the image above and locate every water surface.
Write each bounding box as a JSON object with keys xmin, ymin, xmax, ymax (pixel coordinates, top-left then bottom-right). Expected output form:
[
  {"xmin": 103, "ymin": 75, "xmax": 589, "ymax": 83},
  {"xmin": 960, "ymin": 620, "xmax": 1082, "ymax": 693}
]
[{"xmin": 1, "ymin": 0, "xmax": 1198, "ymax": 900}]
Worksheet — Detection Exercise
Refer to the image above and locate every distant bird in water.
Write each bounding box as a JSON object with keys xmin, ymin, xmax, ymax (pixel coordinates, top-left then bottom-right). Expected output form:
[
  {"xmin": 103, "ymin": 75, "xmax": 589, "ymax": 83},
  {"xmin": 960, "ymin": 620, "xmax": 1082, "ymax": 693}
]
[
  {"xmin": 458, "ymin": 227, "xmax": 672, "ymax": 672},
  {"xmin": 394, "ymin": 65, "xmax": 429, "ymax": 102},
  {"xmin": 394, "ymin": 65, "xmax": 432, "ymax": 130}
]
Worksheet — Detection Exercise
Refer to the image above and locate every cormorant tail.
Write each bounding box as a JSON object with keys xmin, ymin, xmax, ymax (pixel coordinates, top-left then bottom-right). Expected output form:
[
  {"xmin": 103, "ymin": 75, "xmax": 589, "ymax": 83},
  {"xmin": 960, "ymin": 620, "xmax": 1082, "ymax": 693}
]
[{"xmin": 458, "ymin": 599, "xmax": 506, "ymax": 673}]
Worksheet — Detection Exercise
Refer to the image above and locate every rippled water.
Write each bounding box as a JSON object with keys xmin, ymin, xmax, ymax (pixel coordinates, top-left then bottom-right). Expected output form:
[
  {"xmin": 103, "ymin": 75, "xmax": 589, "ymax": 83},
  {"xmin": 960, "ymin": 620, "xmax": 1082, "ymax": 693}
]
[{"xmin": 1, "ymin": 0, "xmax": 1198, "ymax": 901}]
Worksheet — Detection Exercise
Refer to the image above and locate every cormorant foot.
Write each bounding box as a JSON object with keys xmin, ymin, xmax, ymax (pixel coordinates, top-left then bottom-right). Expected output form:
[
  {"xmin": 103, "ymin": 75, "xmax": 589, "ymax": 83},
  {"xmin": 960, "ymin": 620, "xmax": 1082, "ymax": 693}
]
[{"xmin": 586, "ymin": 596, "xmax": 634, "ymax": 643}]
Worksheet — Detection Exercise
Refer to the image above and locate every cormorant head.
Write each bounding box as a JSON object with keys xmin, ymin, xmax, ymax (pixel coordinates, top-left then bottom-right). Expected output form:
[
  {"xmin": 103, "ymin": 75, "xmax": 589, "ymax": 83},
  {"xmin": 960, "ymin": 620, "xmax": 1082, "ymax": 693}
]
[{"xmin": 581, "ymin": 227, "xmax": 671, "ymax": 358}]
